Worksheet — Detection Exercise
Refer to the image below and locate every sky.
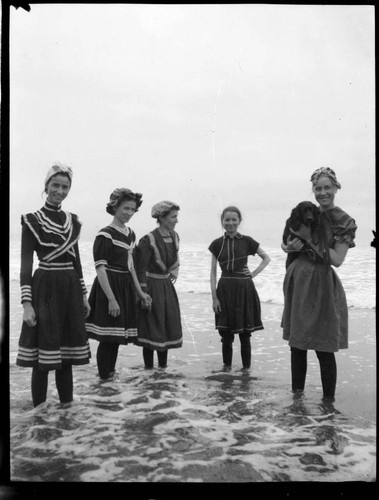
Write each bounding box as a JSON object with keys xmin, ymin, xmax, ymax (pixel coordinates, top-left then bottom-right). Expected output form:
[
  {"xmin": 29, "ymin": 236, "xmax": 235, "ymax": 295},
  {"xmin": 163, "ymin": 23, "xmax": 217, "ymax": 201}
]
[{"xmin": 9, "ymin": 3, "xmax": 375, "ymax": 248}]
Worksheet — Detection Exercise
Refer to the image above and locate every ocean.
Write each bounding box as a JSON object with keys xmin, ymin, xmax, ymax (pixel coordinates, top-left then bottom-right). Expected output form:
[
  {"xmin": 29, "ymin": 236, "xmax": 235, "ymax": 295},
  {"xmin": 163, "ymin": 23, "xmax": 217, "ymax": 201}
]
[
  {"xmin": 8, "ymin": 241, "xmax": 376, "ymax": 483},
  {"xmin": 8, "ymin": 241, "xmax": 377, "ymax": 309}
]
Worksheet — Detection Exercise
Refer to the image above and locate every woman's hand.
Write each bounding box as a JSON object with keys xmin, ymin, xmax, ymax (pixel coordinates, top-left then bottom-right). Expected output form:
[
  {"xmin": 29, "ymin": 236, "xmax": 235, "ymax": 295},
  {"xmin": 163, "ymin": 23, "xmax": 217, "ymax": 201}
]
[
  {"xmin": 140, "ymin": 292, "xmax": 152, "ymax": 311},
  {"xmin": 212, "ymin": 297, "xmax": 221, "ymax": 314},
  {"xmin": 285, "ymin": 235, "xmax": 305, "ymax": 252},
  {"xmin": 83, "ymin": 296, "xmax": 91, "ymax": 319},
  {"xmin": 22, "ymin": 303, "xmax": 37, "ymax": 327},
  {"xmin": 108, "ymin": 298, "xmax": 120, "ymax": 317},
  {"xmin": 242, "ymin": 265, "xmax": 253, "ymax": 278},
  {"xmin": 169, "ymin": 273, "xmax": 177, "ymax": 284},
  {"xmin": 290, "ymin": 224, "xmax": 311, "ymax": 242}
]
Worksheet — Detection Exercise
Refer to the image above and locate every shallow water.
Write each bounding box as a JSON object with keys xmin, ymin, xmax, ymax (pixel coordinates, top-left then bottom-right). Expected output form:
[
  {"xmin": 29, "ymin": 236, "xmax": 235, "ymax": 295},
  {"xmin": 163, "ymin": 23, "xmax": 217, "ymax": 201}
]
[{"xmin": 9, "ymin": 293, "xmax": 376, "ymax": 483}]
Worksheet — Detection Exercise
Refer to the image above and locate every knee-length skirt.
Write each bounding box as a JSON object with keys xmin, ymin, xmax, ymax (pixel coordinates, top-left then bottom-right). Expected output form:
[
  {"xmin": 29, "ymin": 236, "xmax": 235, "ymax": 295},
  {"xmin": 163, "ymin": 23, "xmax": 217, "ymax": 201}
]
[
  {"xmin": 16, "ymin": 268, "xmax": 91, "ymax": 371},
  {"xmin": 215, "ymin": 274, "xmax": 263, "ymax": 335},
  {"xmin": 85, "ymin": 271, "xmax": 138, "ymax": 344},
  {"xmin": 281, "ymin": 256, "xmax": 348, "ymax": 352},
  {"xmin": 136, "ymin": 276, "xmax": 182, "ymax": 351}
]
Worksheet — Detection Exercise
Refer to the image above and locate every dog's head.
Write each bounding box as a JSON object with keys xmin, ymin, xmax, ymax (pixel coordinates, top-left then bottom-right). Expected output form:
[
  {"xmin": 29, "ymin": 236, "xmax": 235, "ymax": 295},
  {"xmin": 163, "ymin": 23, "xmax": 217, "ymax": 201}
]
[{"xmin": 290, "ymin": 201, "xmax": 318, "ymax": 230}]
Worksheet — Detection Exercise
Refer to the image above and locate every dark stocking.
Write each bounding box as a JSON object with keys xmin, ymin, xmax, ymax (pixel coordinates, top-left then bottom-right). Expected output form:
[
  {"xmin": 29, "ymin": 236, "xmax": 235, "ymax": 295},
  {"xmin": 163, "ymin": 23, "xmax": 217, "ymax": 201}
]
[
  {"xmin": 316, "ymin": 351, "xmax": 337, "ymax": 399},
  {"xmin": 55, "ymin": 365, "xmax": 73, "ymax": 403},
  {"xmin": 157, "ymin": 350, "xmax": 168, "ymax": 368},
  {"xmin": 221, "ymin": 331, "xmax": 233, "ymax": 367},
  {"xmin": 109, "ymin": 344, "xmax": 120, "ymax": 374},
  {"xmin": 31, "ymin": 368, "xmax": 48, "ymax": 407},
  {"xmin": 97, "ymin": 342, "xmax": 119, "ymax": 379},
  {"xmin": 290, "ymin": 347, "xmax": 307, "ymax": 392},
  {"xmin": 143, "ymin": 348, "xmax": 154, "ymax": 369},
  {"xmin": 239, "ymin": 333, "xmax": 251, "ymax": 368}
]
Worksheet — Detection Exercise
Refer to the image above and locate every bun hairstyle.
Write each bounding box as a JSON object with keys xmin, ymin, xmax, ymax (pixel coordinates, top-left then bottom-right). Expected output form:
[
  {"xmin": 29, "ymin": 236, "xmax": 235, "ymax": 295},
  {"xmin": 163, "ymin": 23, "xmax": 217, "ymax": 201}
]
[
  {"xmin": 106, "ymin": 188, "xmax": 143, "ymax": 215},
  {"xmin": 220, "ymin": 206, "xmax": 242, "ymax": 224}
]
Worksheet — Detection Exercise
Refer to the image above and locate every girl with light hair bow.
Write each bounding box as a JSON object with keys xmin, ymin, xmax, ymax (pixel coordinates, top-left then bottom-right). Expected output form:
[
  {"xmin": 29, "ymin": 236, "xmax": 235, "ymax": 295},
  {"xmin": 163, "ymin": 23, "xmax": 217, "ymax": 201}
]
[
  {"xmin": 135, "ymin": 201, "xmax": 183, "ymax": 369},
  {"xmin": 281, "ymin": 166, "xmax": 357, "ymax": 401},
  {"xmin": 17, "ymin": 163, "xmax": 91, "ymax": 407},
  {"xmin": 85, "ymin": 188, "xmax": 151, "ymax": 380}
]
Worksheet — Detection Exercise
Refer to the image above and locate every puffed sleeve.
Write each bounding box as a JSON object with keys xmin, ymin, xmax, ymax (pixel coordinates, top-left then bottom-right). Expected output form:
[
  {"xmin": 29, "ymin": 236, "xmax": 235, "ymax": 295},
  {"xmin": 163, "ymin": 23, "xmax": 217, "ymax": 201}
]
[
  {"xmin": 93, "ymin": 232, "xmax": 113, "ymax": 269},
  {"xmin": 334, "ymin": 218, "xmax": 357, "ymax": 248},
  {"xmin": 20, "ymin": 216, "xmax": 37, "ymax": 304},
  {"xmin": 135, "ymin": 235, "xmax": 153, "ymax": 288},
  {"xmin": 325, "ymin": 208, "xmax": 358, "ymax": 249}
]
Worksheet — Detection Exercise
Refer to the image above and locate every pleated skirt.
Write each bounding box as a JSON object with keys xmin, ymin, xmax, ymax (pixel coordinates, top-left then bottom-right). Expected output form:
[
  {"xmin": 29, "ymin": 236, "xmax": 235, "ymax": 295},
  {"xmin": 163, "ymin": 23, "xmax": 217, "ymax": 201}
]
[
  {"xmin": 85, "ymin": 271, "xmax": 138, "ymax": 344},
  {"xmin": 17, "ymin": 268, "xmax": 91, "ymax": 371},
  {"xmin": 136, "ymin": 277, "xmax": 183, "ymax": 352},
  {"xmin": 215, "ymin": 273, "xmax": 264, "ymax": 335}
]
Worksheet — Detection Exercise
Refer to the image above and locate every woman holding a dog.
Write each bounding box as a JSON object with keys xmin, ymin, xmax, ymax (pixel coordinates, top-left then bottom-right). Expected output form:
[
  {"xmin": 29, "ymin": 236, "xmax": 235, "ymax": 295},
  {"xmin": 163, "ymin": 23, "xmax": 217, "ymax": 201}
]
[
  {"xmin": 281, "ymin": 167, "xmax": 357, "ymax": 400},
  {"xmin": 209, "ymin": 206, "xmax": 271, "ymax": 370}
]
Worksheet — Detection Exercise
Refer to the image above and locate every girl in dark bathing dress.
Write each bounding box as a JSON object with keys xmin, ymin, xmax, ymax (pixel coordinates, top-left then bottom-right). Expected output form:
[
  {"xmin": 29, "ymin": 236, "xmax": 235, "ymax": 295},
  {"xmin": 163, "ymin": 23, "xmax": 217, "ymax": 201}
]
[
  {"xmin": 17, "ymin": 164, "xmax": 91, "ymax": 407},
  {"xmin": 85, "ymin": 188, "xmax": 151, "ymax": 380},
  {"xmin": 209, "ymin": 206, "xmax": 271, "ymax": 370},
  {"xmin": 135, "ymin": 201, "xmax": 183, "ymax": 369},
  {"xmin": 281, "ymin": 167, "xmax": 357, "ymax": 400}
]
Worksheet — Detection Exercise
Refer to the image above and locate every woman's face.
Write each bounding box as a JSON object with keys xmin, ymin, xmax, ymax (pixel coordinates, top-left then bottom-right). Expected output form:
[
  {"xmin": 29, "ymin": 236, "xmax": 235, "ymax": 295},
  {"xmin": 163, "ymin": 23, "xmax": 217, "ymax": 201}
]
[
  {"xmin": 222, "ymin": 211, "xmax": 241, "ymax": 235},
  {"xmin": 114, "ymin": 199, "xmax": 137, "ymax": 225},
  {"xmin": 313, "ymin": 175, "xmax": 337, "ymax": 211},
  {"xmin": 160, "ymin": 209, "xmax": 179, "ymax": 231},
  {"xmin": 46, "ymin": 174, "xmax": 71, "ymax": 206}
]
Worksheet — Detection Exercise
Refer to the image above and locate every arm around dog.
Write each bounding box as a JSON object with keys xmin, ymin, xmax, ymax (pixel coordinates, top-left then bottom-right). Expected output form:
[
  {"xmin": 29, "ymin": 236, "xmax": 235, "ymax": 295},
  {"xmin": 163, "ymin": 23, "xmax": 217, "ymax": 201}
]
[
  {"xmin": 291, "ymin": 224, "xmax": 349, "ymax": 267},
  {"xmin": 281, "ymin": 235, "xmax": 304, "ymax": 253}
]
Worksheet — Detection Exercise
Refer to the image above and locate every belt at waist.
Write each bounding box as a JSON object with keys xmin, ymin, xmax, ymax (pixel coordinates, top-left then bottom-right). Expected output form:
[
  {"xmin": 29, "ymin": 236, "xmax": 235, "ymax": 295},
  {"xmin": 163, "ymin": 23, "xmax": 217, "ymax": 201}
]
[
  {"xmin": 220, "ymin": 271, "xmax": 251, "ymax": 279},
  {"xmin": 106, "ymin": 265, "xmax": 130, "ymax": 274},
  {"xmin": 146, "ymin": 271, "xmax": 170, "ymax": 279},
  {"xmin": 38, "ymin": 262, "xmax": 74, "ymax": 271}
]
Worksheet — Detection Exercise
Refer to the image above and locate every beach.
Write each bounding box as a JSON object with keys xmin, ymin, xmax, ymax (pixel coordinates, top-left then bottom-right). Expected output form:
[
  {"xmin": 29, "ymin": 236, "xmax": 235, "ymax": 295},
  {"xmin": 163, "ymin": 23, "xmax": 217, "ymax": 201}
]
[{"xmin": 8, "ymin": 288, "xmax": 376, "ymax": 483}]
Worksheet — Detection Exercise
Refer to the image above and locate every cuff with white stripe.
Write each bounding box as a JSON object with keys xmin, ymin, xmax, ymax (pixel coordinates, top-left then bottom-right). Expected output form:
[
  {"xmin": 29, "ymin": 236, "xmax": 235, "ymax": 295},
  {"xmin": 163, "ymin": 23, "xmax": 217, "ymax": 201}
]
[
  {"xmin": 21, "ymin": 285, "xmax": 32, "ymax": 304},
  {"xmin": 80, "ymin": 278, "xmax": 88, "ymax": 295},
  {"xmin": 95, "ymin": 259, "xmax": 107, "ymax": 268}
]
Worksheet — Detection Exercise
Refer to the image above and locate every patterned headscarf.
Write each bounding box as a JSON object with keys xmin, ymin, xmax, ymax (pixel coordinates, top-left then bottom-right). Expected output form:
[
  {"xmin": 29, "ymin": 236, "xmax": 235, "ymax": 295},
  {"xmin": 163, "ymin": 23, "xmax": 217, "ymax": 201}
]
[
  {"xmin": 310, "ymin": 167, "xmax": 341, "ymax": 189},
  {"xmin": 106, "ymin": 188, "xmax": 143, "ymax": 214},
  {"xmin": 151, "ymin": 200, "xmax": 180, "ymax": 219},
  {"xmin": 45, "ymin": 163, "xmax": 73, "ymax": 186}
]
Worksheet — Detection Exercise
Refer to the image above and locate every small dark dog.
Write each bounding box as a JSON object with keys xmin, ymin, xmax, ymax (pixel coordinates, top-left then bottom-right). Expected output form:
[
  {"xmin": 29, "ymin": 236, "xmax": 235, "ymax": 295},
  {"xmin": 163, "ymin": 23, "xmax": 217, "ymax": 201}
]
[{"xmin": 282, "ymin": 201, "xmax": 319, "ymax": 269}]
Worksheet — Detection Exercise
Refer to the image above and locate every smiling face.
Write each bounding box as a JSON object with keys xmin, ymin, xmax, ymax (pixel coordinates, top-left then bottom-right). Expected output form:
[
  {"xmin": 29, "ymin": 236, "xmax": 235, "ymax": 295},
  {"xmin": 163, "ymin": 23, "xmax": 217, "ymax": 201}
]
[
  {"xmin": 222, "ymin": 210, "xmax": 241, "ymax": 236},
  {"xmin": 159, "ymin": 209, "xmax": 179, "ymax": 232},
  {"xmin": 313, "ymin": 175, "xmax": 338, "ymax": 211},
  {"xmin": 46, "ymin": 174, "xmax": 71, "ymax": 206},
  {"xmin": 113, "ymin": 199, "xmax": 137, "ymax": 226}
]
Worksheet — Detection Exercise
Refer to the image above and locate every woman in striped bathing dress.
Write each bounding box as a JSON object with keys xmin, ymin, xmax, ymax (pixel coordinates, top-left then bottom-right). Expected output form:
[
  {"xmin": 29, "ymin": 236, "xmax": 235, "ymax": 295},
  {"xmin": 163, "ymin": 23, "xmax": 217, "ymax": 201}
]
[
  {"xmin": 17, "ymin": 164, "xmax": 91, "ymax": 407},
  {"xmin": 85, "ymin": 188, "xmax": 152, "ymax": 380},
  {"xmin": 135, "ymin": 201, "xmax": 183, "ymax": 369}
]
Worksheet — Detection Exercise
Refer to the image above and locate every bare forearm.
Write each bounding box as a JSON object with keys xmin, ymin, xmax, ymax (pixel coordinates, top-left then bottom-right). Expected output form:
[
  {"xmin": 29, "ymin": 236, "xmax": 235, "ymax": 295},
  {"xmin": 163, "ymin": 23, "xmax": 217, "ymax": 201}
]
[
  {"xmin": 210, "ymin": 272, "xmax": 218, "ymax": 299},
  {"xmin": 96, "ymin": 267, "xmax": 115, "ymax": 300},
  {"xmin": 251, "ymin": 255, "xmax": 270, "ymax": 278}
]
